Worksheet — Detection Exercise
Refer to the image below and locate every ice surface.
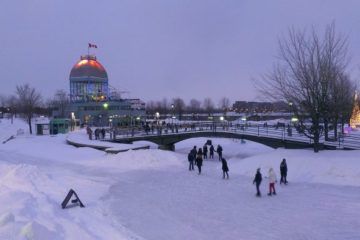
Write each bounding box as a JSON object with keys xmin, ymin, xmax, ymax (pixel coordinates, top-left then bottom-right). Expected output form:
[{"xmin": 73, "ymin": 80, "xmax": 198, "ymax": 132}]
[{"xmin": 0, "ymin": 118, "xmax": 359, "ymax": 239}]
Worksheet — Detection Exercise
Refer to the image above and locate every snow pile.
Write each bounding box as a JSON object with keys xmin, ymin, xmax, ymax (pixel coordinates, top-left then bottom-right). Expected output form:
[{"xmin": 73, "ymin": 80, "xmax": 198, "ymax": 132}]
[{"xmin": 0, "ymin": 118, "xmax": 28, "ymax": 143}]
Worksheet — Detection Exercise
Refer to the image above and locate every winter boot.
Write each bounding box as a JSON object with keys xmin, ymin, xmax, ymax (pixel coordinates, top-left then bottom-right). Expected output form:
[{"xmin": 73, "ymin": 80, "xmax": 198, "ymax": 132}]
[{"xmin": 267, "ymin": 193, "xmax": 272, "ymax": 196}]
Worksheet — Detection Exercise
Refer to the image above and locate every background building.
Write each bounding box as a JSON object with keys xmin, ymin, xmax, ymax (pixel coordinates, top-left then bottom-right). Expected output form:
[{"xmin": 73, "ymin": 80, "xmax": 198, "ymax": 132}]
[{"xmin": 66, "ymin": 54, "xmax": 145, "ymax": 127}]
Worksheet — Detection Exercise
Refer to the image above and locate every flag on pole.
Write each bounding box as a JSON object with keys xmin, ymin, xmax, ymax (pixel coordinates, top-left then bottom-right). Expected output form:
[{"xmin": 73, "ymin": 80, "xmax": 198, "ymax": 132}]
[{"xmin": 88, "ymin": 43, "xmax": 98, "ymax": 48}]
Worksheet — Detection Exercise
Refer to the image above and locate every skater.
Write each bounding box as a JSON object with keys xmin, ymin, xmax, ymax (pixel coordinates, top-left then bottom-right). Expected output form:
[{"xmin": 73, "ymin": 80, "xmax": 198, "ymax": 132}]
[
  {"xmin": 253, "ymin": 168, "xmax": 262, "ymax": 197},
  {"xmin": 221, "ymin": 158, "xmax": 229, "ymax": 179},
  {"xmin": 216, "ymin": 145, "xmax": 223, "ymax": 161},
  {"xmin": 268, "ymin": 168, "xmax": 277, "ymax": 196},
  {"xmin": 203, "ymin": 145, "xmax": 208, "ymax": 159},
  {"xmin": 188, "ymin": 150, "xmax": 195, "ymax": 171},
  {"xmin": 280, "ymin": 158, "xmax": 288, "ymax": 184},
  {"xmin": 191, "ymin": 146, "xmax": 197, "ymax": 165},
  {"xmin": 196, "ymin": 148, "xmax": 203, "ymax": 174},
  {"xmin": 209, "ymin": 145, "xmax": 214, "ymax": 159}
]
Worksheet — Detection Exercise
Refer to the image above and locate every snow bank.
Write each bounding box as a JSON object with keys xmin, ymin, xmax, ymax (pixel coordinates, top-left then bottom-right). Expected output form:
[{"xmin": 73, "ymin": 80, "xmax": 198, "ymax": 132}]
[{"xmin": 231, "ymin": 148, "xmax": 360, "ymax": 187}]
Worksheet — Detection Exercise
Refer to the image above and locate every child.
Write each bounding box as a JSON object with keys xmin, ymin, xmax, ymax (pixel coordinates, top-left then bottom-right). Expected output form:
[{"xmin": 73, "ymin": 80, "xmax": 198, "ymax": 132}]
[{"xmin": 268, "ymin": 168, "xmax": 277, "ymax": 196}]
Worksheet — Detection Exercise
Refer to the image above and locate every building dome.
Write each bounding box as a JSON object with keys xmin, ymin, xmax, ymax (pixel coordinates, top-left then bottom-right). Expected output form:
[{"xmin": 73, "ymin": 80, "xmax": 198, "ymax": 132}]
[{"xmin": 70, "ymin": 55, "xmax": 108, "ymax": 79}]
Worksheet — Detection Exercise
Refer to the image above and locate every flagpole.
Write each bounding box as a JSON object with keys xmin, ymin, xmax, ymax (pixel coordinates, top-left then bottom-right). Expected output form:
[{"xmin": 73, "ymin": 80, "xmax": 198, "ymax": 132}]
[{"xmin": 87, "ymin": 44, "xmax": 90, "ymax": 56}]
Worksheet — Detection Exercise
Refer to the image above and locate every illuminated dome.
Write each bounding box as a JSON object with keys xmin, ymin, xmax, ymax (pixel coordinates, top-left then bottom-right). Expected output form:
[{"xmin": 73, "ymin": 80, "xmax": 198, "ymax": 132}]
[
  {"xmin": 70, "ymin": 55, "xmax": 108, "ymax": 79},
  {"xmin": 69, "ymin": 55, "xmax": 109, "ymax": 102}
]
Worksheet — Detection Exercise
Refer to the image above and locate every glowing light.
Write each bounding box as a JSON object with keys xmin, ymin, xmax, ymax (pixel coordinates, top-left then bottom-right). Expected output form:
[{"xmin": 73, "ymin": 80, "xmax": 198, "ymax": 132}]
[
  {"xmin": 74, "ymin": 59, "xmax": 105, "ymax": 71},
  {"xmin": 220, "ymin": 116, "xmax": 224, "ymax": 121},
  {"xmin": 103, "ymin": 103, "xmax": 109, "ymax": 109},
  {"xmin": 241, "ymin": 117, "xmax": 247, "ymax": 121},
  {"xmin": 291, "ymin": 117, "xmax": 298, "ymax": 122}
]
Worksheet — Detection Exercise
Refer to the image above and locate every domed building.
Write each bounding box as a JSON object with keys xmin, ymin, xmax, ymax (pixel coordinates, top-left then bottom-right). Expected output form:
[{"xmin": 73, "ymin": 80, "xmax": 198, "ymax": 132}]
[
  {"xmin": 65, "ymin": 54, "xmax": 145, "ymax": 127},
  {"xmin": 70, "ymin": 55, "xmax": 109, "ymax": 102}
]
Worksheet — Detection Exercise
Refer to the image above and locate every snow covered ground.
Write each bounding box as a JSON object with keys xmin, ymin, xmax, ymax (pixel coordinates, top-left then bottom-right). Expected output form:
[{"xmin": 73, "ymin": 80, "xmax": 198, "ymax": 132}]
[{"xmin": 0, "ymin": 118, "xmax": 359, "ymax": 239}]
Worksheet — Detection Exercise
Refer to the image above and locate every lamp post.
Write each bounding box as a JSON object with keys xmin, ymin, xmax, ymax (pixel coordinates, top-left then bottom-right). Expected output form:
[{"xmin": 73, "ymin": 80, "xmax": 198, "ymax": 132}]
[
  {"xmin": 155, "ymin": 112, "xmax": 160, "ymax": 124},
  {"xmin": 171, "ymin": 104, "xmax": 174, "ymax": 125}
]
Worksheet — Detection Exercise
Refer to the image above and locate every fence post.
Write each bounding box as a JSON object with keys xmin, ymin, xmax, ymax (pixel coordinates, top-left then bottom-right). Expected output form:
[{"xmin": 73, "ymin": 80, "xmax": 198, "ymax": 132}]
[{"xmin": 257, "ymin": 125, "xmax": 259, "ymax": 136}]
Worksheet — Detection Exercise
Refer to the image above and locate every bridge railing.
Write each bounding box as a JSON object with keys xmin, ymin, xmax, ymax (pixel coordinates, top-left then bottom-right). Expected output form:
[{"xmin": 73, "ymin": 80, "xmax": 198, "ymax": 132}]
[{"xmin": 105, "ymin": 122, "xmax": 358, "ymax": 149}]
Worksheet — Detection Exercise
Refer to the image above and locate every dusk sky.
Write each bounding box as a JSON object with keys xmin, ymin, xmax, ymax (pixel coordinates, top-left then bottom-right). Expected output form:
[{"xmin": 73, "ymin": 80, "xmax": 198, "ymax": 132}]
[{"xmin": 1, "ymin": 0, "xmax": 360, "ymax": 104}]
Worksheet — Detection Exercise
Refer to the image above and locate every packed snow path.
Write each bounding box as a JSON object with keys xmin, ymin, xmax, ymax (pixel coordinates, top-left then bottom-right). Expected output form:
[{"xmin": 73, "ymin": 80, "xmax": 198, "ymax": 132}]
[{"xmin": 106, "ymin": 161, "xmax": 360, "ymax": 240}]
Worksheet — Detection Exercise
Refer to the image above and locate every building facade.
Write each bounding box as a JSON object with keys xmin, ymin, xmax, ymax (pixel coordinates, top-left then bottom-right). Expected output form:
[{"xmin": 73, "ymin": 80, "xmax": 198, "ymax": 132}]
[{"xmin": 66, "ymin": 54, "xmax": 145, "ymax": 127}]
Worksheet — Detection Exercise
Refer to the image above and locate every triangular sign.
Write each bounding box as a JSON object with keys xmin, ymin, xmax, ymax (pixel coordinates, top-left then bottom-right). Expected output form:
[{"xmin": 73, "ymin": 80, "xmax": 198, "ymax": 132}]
[{"xmin": 61, "ymin": 189, "xmax": 85, "ymax": 209}]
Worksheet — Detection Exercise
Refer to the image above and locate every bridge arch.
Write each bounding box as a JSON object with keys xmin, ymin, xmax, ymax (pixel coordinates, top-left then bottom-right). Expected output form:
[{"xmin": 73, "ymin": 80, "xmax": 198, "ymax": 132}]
[{"xmin": 109, "ymin": 131, "xmax": 315, "ymax": 151}]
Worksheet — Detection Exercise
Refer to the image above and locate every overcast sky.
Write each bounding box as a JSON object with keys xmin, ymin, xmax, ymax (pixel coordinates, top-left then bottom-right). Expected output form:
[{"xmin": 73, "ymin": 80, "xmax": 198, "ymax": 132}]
[{"xmin": 1, "ymin": 0, "xmax": 360, "ymax": 104}]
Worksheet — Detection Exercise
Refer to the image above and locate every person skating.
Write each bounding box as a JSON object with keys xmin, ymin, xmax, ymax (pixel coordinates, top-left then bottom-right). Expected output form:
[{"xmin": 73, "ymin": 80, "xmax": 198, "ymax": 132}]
[
  {"xmin": 280, "ymin": 158, "xmax": 288, "ymax": 184},
  {"xmin": 191, "ymin": 146, "xmax": 197, "ymax": 165},
  {"xmin": 268, "ymin": 168, "xmax": 277, "ymax": 196},
  {"xmin": 209, "ymin": 145, "xmax": 214, "ymax": 159},
  {"xmin": 253, "ymin": 168, "xmax": 262, "ymax": 197},
  {"xmin": 188, "ymin": 150, "xmax": 195, "ymax": 171},
  {"xmin": 203, "ymin": 145, "xmax": 208, "ymax": 159},
  {"xmin": 221, "ymin": 158, "xmax": 229, "ymax": 179},
  {"xmin": 216, "ymin": 145, "xmax": 223, "ymax": 161},
  {"xmin": 196, "ymin": 148, "xmax": 203, "ymax": 174}
]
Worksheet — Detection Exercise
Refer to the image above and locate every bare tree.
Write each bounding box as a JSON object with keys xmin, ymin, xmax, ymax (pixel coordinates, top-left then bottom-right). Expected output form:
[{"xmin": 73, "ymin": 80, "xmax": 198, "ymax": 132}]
[
  {"xmin": 188, "ymin": 99, "xmax": 201, "ymax": 113},
  {"xmin": 257, "ymin": 23, "xmax": 351, "ymax": 152},
  {"xmin": 161, "ymin": 98, "xmax": 169, "ymax": 116},
  {"xmin": 4, "ymin": 95, "xmax": 18, "ymax": 124},
  {"xmin": 203, "ymin": 97, "xmax": 214, "ymax": 116},
  {"xmin": 172, "ymin": 97, "xmax": 186, "ymax": 120},
  {"xmin": 48, "ymin": 90, "xmax": 69, "ymax": 118},
  {"xmin": 15, "ymin": 84, "xmax": 42, "ymax": 134},
  {"xmin": 146, "ymin": 100, "xmax": 156, "ymax": 115},
  {"xmin": 331, "ymin": 74, "xmax": 355, "ymax": 137},
  {"xmin": 218, "ymin": 97, "xmax": 231, "ymax": 115}
]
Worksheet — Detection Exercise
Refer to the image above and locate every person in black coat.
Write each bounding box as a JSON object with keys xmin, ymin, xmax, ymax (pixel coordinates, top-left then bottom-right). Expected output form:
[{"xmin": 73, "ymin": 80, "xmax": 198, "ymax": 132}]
[
  {"xmin": 280, "ymin": 158, "xmax": 288, "ymax": 184},
  {"xmin": 188, "ymin": 150, "xmax": 195, "ymax": 171},
  {"xmin": 221, "ymin": 158, "xmax": 229, "ymax": 179},
  {"xmin": 209, "ymin": 145, "xmax": 214, "ymax": 159},
  {"xmin": 191, "ymin": 146, "xmax": 197, "ymax": 165},
  {"xmin": 253, "ymin": 168, "xmax": 262, "ymax": 197},
  {"xmin": 196, "ymin": 148, "xmax": 203, "ymax": 174},
  {"xmin": 216, "ymin": 145, "xmax": 223, "ymax": 161},
  {"xmin": 203, "ymin": 145, "xmax": 208, "ymax": 159}
]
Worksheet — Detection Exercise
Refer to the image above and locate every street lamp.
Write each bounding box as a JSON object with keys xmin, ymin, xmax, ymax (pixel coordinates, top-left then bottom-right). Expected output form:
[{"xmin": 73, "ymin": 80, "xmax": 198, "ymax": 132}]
[{"xmin": 155, "ymin": 112, "xmax": 160, "ymax": 124}]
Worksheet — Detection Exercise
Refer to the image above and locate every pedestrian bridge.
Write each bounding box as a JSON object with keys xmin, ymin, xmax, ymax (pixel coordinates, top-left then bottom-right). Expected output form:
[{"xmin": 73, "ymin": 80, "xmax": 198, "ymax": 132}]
[{"xmin": 106, "ymin": 123, "xmax": 345, "ymax": 151}]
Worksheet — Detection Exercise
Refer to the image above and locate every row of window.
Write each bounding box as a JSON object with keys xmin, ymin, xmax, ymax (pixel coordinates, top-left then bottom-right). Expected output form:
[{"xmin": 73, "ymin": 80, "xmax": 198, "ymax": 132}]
[{"xmin": 80, "ymin": 106, "xmax": 131, "ymax": 111}]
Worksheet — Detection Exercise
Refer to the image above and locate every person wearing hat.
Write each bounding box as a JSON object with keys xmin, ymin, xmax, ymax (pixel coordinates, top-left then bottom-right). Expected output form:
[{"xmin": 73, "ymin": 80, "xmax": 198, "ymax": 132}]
[{"xmin": 253, "ymin": 168, "xmax": 262, "ymax": 197}]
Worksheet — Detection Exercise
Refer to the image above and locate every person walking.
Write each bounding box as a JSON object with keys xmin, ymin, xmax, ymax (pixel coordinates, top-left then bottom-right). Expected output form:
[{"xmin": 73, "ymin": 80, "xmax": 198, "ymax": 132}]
[
  {"xmin": 221, "ymin": 158, "xmax": 229, "ymax": 179},
  {"xmin": 216, "ymin": 145, "xmax": 223, "ymax": 161},
  {"xmin": 196, "ymin": 148, "xmax": 203, "ymax": 174},
  {"xmin": 280, "ymin": 158, "xmax": 288, "ymax": 184},
  {"xmin": 188, "ymin": 150, "xmax": 195, "ymax": 171},
  {"xmin": 253, "ymin": 168, "xmax": 262, "ymax": 197},
  {"xmin": 203, "ymin": 145, "xmax": 208, "ymax": 159},
  {"xmin": 268, "ymin": 168, "xmax": 277, "ymax": 196},
  {"xmin": 209, "ymin": 145, "xmax": 215, "ymax": 159}
]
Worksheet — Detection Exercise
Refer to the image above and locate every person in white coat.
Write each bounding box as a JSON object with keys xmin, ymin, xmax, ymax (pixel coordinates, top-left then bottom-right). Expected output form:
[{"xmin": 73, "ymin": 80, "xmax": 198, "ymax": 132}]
[{"xmin": 268, "ymin": 168, "xmax": 277, "ymax": 196}]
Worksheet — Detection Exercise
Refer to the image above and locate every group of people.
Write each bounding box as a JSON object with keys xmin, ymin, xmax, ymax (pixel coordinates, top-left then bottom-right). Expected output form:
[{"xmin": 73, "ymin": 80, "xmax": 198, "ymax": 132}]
[
  {"xmin": 186, "ymin": 143, "xmax": 290, "ymax": 196},
  {"xmin": 253, "ymin": 158, "xmax": 288, "ymax": 197},
  {"xmin": 187, "ymin": 144, "xmax": 229, "ymax": 179},
  {"xmin": 86, "ymin": 127, "xmax": 106, "ymax": 140}
]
